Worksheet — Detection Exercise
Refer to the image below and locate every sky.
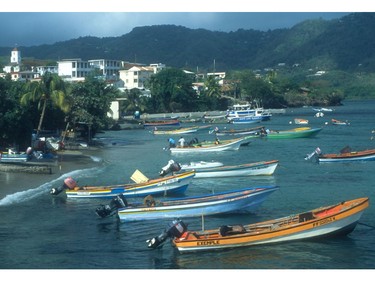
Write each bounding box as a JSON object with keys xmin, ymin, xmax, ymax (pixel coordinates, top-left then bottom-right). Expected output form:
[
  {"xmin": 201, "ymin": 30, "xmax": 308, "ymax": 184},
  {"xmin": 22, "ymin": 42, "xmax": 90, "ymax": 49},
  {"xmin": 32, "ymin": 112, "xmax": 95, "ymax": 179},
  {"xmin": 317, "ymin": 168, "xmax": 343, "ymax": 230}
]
[{"xmin": 0, "ymin": 0, "xmax": 372, "ymax": 47}]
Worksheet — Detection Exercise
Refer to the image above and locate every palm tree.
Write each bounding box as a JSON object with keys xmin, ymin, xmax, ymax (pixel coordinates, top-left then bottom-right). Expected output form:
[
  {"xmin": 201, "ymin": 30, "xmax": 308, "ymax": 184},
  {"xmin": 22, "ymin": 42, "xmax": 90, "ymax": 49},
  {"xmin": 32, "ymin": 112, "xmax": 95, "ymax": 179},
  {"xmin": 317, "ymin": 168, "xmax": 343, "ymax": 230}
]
[
  {"xmin": 204, "ymin": 75, "xmax": 222, "ymax": 99},
  {"xmin": 20, "ymin": 72, "xmax": 69, "ymax": 135},
  {"xmin": 122, "ymin": 88, "xmax": 147, "ymax": 114}
]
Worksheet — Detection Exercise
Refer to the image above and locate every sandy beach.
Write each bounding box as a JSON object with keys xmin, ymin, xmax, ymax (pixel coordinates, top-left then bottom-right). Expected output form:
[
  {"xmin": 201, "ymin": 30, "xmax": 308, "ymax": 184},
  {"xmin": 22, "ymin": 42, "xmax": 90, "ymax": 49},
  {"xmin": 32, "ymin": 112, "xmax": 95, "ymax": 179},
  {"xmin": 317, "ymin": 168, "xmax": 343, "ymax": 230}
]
[{"xmin": 0, "ymin": 149, "xmax": 102, "ymax": 200}]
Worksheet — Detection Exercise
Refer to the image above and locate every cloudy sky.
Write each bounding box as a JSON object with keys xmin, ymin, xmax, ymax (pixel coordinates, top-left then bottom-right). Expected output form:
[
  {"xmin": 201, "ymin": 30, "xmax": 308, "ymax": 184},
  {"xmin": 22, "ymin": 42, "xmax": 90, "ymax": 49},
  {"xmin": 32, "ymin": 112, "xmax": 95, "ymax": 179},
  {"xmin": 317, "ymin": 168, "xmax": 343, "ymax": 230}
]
[{"xmin": 0, "ymin": 0, "xmax": 370, "ymax": 47}]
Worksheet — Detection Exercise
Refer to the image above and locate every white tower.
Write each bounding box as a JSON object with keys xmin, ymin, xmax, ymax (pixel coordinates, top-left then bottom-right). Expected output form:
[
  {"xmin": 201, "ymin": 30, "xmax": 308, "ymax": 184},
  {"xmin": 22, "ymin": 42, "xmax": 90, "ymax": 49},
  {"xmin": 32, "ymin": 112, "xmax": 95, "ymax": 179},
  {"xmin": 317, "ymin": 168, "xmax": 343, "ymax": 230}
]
[{"xmin": 10, "ymin": 47, "xmax": 21, "ymax": 65}]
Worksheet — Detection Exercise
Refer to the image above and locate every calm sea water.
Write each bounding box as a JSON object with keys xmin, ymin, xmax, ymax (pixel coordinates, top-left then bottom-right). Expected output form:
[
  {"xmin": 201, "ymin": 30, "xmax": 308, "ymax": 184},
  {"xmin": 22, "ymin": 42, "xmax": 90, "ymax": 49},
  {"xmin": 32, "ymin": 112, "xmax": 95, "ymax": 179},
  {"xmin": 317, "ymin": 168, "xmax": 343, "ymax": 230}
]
[{"xmin": 1, "ymin": 100, "xmax": 375, "ymax": 270}]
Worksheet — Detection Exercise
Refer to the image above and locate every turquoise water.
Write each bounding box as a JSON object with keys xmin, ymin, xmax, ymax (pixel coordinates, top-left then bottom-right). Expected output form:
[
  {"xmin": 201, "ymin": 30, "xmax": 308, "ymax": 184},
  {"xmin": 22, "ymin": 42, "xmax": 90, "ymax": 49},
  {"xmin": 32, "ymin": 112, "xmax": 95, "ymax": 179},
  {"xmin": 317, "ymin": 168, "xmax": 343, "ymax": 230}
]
[{"xmin": 0, "ymin": 100, "xmax": 375, "ymax": 269}]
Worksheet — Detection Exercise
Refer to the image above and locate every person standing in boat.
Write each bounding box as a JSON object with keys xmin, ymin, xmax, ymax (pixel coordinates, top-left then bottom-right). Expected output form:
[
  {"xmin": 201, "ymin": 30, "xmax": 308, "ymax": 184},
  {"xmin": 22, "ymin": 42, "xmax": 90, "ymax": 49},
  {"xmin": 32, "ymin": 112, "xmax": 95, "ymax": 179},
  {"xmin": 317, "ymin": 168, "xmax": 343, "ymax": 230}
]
[{"xmin": 178, "ymin": 137, "xmax": 186, "ymax": 147}]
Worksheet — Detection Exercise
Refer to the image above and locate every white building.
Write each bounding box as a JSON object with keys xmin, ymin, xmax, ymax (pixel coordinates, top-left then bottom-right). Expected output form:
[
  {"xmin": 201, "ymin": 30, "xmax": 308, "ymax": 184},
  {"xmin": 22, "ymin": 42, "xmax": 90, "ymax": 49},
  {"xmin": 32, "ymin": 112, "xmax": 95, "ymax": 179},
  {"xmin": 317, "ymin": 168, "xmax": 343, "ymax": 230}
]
[
  {"xmin": 88, "ymin": 59, "xmax": 123, "ymax": 79},
  {"xmin": 34, "ymin": 66, "xmax": 58, "ymax": 76},
  {"xmin": 119, "ymin": 63, "xmax": 165, "ymax": 90},
  {"xmin": 57, "ymin": 58, "xmax": 93, "ymax": 82},
  {"xmin": 207, "ymin": 71, "xmax": 226, "ymax": 85}
]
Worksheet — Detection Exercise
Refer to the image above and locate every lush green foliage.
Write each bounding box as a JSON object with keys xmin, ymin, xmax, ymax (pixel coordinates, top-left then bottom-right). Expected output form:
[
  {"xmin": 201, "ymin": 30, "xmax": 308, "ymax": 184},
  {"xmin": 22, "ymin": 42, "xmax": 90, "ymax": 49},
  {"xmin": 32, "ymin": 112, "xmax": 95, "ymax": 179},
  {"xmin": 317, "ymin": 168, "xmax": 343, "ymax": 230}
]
[
  {"xmin": 0, "ymin": 74, "xmax": 120, "ymax": 149},
  {"xmin": 147, "ymin": 68, "xmax": 198, "ymax": 113},
  {"xmin": 67, "ymin": 76, "xmax": 120, "ymax": 135}
]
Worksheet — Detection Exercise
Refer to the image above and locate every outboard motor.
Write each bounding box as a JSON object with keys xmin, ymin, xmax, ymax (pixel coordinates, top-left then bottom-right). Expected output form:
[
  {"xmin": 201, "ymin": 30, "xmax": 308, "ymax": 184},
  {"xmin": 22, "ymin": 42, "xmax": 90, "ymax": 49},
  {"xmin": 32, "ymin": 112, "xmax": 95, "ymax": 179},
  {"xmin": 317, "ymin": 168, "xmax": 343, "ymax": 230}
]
[
  {"xmin": 95, "ymin": 194, "xmax": 128, "ymax": 218},
  {"xmin": 159, "ymin": 160, "xmax": 181, "ymax": 176},
  {"xmin": 50, "ymin": 177, "xmax": 77, "ymax": 195},
  {"xmin": 146, "ymin": 219, "xmax": 187, "ymax": 249}
]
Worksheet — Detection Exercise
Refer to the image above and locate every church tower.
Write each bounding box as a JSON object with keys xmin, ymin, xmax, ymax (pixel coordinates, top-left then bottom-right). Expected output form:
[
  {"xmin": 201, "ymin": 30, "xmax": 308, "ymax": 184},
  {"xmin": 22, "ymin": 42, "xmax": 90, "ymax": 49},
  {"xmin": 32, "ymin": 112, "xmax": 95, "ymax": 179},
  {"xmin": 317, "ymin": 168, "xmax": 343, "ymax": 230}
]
[{"xmin": 11, "ymin": 47, "xmax": 21, "ymax": 65}]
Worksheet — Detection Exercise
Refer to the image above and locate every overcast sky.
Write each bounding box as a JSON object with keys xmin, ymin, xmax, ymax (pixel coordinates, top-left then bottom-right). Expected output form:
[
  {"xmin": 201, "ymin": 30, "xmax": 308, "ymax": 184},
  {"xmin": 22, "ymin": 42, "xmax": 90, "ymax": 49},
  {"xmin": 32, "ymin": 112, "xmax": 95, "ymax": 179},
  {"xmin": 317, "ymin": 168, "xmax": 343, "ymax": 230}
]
[{"xmin": 0, "ymin": 0, "xmax": 371, "ymax": 47}]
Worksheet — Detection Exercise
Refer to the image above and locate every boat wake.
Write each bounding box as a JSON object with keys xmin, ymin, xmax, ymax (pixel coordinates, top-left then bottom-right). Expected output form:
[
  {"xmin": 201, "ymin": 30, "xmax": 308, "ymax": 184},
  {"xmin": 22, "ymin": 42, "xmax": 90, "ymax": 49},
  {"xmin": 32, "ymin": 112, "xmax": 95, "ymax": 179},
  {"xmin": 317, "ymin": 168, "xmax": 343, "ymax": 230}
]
[{"xmin": 0, "ymin": 167, "xmax": 100, "ymax": 206}]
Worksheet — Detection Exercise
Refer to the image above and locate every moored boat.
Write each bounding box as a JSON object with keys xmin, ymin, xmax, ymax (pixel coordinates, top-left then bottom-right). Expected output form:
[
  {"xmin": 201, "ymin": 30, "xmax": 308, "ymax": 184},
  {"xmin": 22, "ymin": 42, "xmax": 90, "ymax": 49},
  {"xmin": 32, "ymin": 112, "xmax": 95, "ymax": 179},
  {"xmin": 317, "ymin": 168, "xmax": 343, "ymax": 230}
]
[
  {"xmin": 318, "ymin": 148, "xmax": 375, "ymax": 163},
  {"xmin": 152, "ymin": 125, "xmax": 211, "ymax": 135},
  {"xmin": 188, "ymin": 160, "xmax": 279, "ymax": 178},
  {"xmin": 143, "ymin": 119, "xmax": 180, "ymax": 128},
  {"xmin": 147, "ymin": 197, "xmax": 369, "ymax": 253},
  {"xmin": 180, "ymin": 161, "xmax": 224, "ymax": 170},
  {"xmin": 168, "ymin": 137, "xmax": 252, "ymax": 154},
  {"xmin": 50, "ymin": 170, "xmax": 195, "ymax": 198},
  {"xmin": 212, "ymin": 126, "xmax": 265, "ymax": 136},
  {"xmin": 294, "ymin": 118, "xmax": 309, "ymax": 125},
  {"xmin": 331, "ymin": 119, "xmax": 350, "ymax": 126},
  {"xmin": 96, "ymin": 186, "xmax": 279, "ymax": 221},
  {"xmin": 0, "ymin": 152, "xmax": 29, "ymax": 163},
  {"xmin": 263, "ymin": 127, "xmax": 322, "ymax": 139}
]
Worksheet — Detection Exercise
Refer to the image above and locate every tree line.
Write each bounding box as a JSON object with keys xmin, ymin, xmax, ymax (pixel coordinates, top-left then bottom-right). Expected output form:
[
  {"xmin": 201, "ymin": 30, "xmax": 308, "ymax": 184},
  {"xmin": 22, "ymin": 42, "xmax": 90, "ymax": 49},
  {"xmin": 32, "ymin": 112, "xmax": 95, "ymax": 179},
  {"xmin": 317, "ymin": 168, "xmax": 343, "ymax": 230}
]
[{"xmin": 1, "ymin": 67, "xmax": 345, "ymax": 150}]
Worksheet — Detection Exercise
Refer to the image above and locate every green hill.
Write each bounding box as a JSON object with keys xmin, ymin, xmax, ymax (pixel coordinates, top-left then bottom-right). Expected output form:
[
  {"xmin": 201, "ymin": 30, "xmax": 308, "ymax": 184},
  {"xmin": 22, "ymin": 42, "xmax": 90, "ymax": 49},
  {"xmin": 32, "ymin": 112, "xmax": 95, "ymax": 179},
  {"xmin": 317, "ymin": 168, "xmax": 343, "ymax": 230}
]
[{"xmin": 1, "ymin": 13, "xmax": 375, "ymax": 73}]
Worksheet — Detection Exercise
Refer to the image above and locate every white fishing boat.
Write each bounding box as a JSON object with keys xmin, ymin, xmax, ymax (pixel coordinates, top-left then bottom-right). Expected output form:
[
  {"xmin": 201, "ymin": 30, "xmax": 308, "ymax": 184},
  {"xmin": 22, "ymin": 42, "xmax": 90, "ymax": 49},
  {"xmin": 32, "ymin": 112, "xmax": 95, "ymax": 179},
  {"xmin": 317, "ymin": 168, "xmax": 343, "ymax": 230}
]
[
  {"xmin": 191, "ymin": 160, "xmax": 279, "ymax": 178},
  {"xmin": 180, "ymin": 161, "xmax": 224, "ymax": 170},
  {"xmin": 168, "ymin": 137, "xmax": 251, "ymax": 154}
]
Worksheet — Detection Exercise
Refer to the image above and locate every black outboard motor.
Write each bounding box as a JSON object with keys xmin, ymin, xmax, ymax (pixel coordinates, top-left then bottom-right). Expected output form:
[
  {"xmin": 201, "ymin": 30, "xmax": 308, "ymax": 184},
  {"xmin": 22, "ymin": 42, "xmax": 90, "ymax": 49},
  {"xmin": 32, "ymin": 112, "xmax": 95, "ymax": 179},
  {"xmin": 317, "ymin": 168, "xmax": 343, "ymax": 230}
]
[
  {"xmin": 159, "ymin": 160, "xmax": 182, "ymax": 176},
  {"xmin": 95, "ymin": 194, "xmax": 128, "ymax": 218},
  {"xmin": 50, "ymin": 177, "xmax": 77, "ymax": 195},
  {"xmin": 146, "ymin": 219, "xmax": 187, "ymax": 249}
]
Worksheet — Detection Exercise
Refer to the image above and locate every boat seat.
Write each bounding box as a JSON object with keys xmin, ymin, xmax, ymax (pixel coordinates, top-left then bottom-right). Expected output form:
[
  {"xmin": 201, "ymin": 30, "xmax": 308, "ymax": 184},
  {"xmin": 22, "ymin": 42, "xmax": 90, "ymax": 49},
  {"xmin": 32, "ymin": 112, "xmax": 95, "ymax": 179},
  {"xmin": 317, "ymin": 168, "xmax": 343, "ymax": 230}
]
[
  {"xmin": 219, "ymin": 224, "xmax": 246, "ymax": 237},
  {"xmin": 299, "ymin": 212, "xmax": 314, "ymax": 222}
]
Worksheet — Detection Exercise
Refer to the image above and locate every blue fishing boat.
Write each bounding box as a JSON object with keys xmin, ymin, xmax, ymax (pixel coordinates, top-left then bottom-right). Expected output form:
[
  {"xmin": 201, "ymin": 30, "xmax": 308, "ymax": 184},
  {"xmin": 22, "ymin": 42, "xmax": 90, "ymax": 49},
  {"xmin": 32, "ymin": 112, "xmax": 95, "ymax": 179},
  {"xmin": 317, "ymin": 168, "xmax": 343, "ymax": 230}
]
[{"xmin": 96, "ymin": 185, "xmax": 279, "ymax": 221}]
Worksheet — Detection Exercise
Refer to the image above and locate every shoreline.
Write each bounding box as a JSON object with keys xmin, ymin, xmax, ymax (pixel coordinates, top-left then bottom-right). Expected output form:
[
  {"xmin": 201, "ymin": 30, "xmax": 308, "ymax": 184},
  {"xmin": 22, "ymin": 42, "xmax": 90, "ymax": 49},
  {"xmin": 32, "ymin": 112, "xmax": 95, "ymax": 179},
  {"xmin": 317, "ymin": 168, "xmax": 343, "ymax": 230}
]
[{"xmin": 0, "ymin": 149, "xmax": 101, "ymax": 200}]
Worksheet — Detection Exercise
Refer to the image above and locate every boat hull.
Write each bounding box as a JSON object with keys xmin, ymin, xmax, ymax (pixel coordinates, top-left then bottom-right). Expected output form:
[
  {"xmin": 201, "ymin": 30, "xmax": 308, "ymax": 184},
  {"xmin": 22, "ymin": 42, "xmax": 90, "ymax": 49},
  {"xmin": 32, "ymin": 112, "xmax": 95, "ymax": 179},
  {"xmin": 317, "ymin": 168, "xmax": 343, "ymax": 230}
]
[
  {"xmin": 319, "ymin": 149, "xmax": 375, "ymax": 162},
  {"xmin": 65, "ymin": 171, "xmax": 195, "ymax": 199},
  {"xmin": 153, "ymin": 125, "xmax": 211, "ymax": 135},
  {"xmin": 169, "ymin": 137, "xmax": 247, "ymax": 154},
  {"xmin": 118, "ymin": 186, "xmax": 279, "ymax": 221},
  {"xmin": 215, "ymin": 126, "xmax": 264, "ymax": 136},
  {"xmin": 192, "ymin": 160, "xmax": 278, "ymax": 178},
  {"xmin": 180, "ymin": 161, "xmax": 224, "ymax": 170},
  {"xmin": 266, "ymin": 127, "xmax": 322, "ymax": 139},
  {"xmin": 172, "ymin": 197, "xmax": 369, "ymax": 253}
]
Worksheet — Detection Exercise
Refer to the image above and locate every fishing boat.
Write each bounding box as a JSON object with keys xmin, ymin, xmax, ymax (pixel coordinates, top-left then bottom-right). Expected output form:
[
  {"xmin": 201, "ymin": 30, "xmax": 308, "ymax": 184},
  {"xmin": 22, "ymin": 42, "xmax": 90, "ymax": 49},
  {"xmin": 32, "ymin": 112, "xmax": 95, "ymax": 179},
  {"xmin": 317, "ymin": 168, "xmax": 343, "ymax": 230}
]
[
  {"xmin": 318, "ymin": 148, "xmax": 375, "ymax": 163},
  {"xmin": 50, "ymin": 170, "xmax": 195, "ymax": 198},
  {"xmin": 186, "ymin": 160, "xmax": 279, "ymax": 178},
  {"xmin": 180, "ymin": 161, "xmax": 224, "ymax": 170},
  {"xmin": 147, "ymin": 197, "xmax": 369, "ymax": 253},
  {"xmin": 168, "ymin": 137, "xmax": 252, "ymax": 154},
  {"xmin": 263, "ymin": 127, "xmax": 322, "ymax": 139},
  {"xmin": 96, "ymin": 186, "xmax": 279, "ymax": 221},
  {"xmin": 331, "ymin": 119, "xmax": 350, "ymax": 126},
  {"xmin": 202, "ymin": 114, "xmax": 229, "ymax": 124},
  {"xmin": 212, "ymin": 126, "xmax": 265, "ymax": 136},
  {"xmin": 294, "ymin": 118, "xmax": 309, "ymax": 125},
  {"xmin": 152, "ymin": 125, "xmax": 211, "ymax": 135},
  {"xmin": 0, "ymin": 152, "xmax": 29, "ymax": 163},
  {"xmin": 143, "ymin": 119, "xmax": 180, "ymax": 128},
  {"xmin": 313, "ymin": 107, "xmax": 333, "ymax": 112}
]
